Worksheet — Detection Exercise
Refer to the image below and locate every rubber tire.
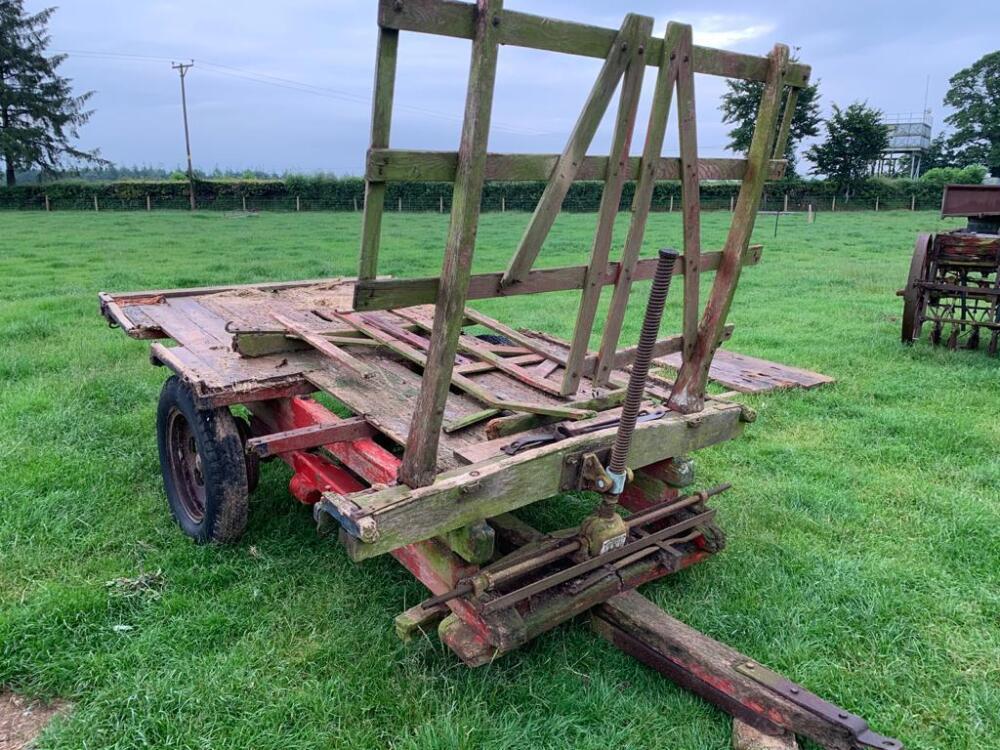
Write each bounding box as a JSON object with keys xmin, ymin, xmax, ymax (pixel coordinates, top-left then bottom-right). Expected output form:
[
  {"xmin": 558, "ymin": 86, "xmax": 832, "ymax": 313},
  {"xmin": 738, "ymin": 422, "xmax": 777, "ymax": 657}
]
[
  {"xmin": 235, "ymin": 415, "xmax": 260, "ymax": 494},
  {"xmin": 156, "ymin": 376, "xmax": 249, "ymax": 543}
]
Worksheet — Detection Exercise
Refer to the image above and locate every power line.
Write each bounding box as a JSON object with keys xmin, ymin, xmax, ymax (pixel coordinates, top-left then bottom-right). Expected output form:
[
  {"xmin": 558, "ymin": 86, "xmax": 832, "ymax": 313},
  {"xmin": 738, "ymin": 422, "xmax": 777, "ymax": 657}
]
[{"xmin": 54, "ymin": 48, "xmax": 551, "ymax": 136}]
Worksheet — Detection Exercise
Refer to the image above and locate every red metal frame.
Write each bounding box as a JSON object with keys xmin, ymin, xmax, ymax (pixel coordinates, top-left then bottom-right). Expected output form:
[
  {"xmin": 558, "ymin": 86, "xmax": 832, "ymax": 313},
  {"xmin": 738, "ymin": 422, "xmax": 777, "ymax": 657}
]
[{"xmin": 244, "ymin": 394, "xmax": 713, "ymax": 663}]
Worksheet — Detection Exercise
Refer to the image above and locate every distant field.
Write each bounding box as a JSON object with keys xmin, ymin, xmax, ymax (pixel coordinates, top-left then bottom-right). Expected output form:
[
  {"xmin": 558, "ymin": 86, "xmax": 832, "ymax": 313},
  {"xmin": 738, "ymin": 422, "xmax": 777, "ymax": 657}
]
[{"xmin": 0, "ymin": 209, "xmax": 997, "ymax": 750}]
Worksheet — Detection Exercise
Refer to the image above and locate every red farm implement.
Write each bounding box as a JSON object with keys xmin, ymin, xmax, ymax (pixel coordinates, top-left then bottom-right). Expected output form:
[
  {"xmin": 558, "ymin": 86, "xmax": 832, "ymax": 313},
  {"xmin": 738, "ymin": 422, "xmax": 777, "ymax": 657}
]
[
  {"xmin": 99, "ymin": 2, "xmax": 896, "ymax": 748},
  {"xmin": 900, "ymin": 184, "xmax": 1000, "ymax": 355}
]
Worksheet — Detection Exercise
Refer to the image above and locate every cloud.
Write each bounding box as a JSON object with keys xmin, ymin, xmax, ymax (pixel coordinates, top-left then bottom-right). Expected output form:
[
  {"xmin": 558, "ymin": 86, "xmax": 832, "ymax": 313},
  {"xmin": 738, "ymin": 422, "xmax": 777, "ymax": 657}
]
[{"xmin": 657, "ymin": 14, "xmax": 775, "ymax": 49}]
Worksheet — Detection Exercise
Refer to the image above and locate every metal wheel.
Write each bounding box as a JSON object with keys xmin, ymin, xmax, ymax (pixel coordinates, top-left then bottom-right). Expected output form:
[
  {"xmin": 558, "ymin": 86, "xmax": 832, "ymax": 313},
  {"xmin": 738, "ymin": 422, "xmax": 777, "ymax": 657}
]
[
  {"xmin": 165, "ymin": 410, "xmax": 208, "ymax": 523},
  {"xmin": 901, "ymin": 233, "xmax": 931, "ymax": 344}
]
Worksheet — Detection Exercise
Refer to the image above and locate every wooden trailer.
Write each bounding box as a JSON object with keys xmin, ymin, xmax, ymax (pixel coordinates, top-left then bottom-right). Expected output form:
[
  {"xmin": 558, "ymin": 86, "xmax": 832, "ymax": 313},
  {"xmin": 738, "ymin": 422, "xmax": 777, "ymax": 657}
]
[{"xmin": 99, "ymin": 2, "xmax": 898, "ymax": 747}]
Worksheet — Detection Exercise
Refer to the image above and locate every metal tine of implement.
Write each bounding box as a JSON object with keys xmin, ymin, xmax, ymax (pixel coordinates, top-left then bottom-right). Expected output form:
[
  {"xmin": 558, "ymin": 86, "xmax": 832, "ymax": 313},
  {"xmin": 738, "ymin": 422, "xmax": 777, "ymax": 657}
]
[{"xmin": 421, "ymin": 483, "xmax": 730, "ymax": 610}]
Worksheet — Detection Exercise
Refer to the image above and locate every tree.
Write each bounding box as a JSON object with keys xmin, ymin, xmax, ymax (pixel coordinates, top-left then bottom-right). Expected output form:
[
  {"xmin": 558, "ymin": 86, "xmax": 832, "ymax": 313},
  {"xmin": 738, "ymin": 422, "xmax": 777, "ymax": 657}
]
[
  {"xmin": 0, "ymin": 2, "xmax": 100, "ymax": 186},
  {"xmin": 720, "ymin": 70, "xmax": 821, "ymax": 174},
  {"xmin": 944, "ymin": 51, "xmax": 1000, "ymax": 177},
  {"xmin": 806, "ymin": 102, "xmax": 889, "ymax": 197},
  {"xmin": 921, "ymin": 133, "xmax": 958, "ymax": 172}
]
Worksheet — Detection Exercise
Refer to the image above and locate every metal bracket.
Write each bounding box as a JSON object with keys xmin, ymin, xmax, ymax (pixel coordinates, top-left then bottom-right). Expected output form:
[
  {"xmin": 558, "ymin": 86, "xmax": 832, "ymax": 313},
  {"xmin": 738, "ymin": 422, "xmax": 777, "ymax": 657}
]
[{"xmin": 734, "ymin": 661, "xmax": 904, "ymax": 750}]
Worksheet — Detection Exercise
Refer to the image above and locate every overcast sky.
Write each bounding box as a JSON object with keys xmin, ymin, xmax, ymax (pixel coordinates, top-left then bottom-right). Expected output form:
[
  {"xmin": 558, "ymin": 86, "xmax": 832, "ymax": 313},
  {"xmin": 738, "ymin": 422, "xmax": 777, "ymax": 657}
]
[{"xmin": 35, "ymin": 0, "xmax": 998, "ymax": 175}]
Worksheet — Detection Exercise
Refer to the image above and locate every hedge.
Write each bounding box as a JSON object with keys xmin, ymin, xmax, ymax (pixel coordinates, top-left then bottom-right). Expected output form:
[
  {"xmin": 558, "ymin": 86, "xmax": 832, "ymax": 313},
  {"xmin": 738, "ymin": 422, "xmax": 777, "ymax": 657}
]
[{"xmin": 0, "ymin": 175, "xmax": 953, "ymax": 212}]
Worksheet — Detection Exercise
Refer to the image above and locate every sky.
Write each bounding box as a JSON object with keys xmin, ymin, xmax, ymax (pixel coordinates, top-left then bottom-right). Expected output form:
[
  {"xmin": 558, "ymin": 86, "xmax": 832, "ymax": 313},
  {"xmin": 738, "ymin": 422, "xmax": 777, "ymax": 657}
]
[{"xmin": 34, "ymin": 0, "xmax": 1000, "ymax": 176}]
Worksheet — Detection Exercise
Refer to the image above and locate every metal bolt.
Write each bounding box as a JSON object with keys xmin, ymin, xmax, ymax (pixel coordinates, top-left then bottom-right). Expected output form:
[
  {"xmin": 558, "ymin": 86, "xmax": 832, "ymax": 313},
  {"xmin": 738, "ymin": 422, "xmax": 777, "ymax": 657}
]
[
  {"xmin": 393, "ymin": 0, "xmax": 403, "ymax": 11},
  {"xmin": 838, "ymin": 712, "xmax": 848, "ymax": 720},
  {"xmin": 745, "ymin": 662, "xmax": 755, "ymax": 669},
  {"xmin": 790, "ymin": 687, "xmax": 800, "ymax": 694},
  {"xmin": 669, "ymin": 52, "xmax": 676, "ymax": 60},
  {"xmin": 683, "ymin": 55, "xmax": 689, "ymax": 62},
  {"xmin": 638, "ymin": 45, "xmax": 645, "ymax": 55},
  {"xmin": 492, "ymin": 14, "xmax": 501, "ymax": 27},
  {"xmin": 620, "ymin": 42, "xmax": 628, "ymax": 52}
]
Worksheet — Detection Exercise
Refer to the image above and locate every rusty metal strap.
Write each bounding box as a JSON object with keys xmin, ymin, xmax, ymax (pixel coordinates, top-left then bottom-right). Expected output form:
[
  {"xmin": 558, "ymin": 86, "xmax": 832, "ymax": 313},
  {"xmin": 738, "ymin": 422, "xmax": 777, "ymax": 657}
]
[{"xmin": 733, "ymin": 661, "xmax": 904, "ymax": 750}]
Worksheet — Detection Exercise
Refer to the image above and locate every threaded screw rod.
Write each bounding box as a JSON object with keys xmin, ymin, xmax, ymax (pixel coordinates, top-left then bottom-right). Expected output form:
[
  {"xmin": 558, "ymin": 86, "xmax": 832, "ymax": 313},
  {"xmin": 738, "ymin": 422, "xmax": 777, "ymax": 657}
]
[{"xmin": 608, "ymin": 248, "xmax": 680, "ymax": 480}]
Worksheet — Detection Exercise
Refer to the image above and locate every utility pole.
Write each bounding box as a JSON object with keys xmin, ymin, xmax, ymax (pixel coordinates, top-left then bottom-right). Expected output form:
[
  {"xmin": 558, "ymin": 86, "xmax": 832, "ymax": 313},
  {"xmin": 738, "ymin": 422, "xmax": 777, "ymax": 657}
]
[{"xmin": 172, "ymin": 61, "xmax": 196, "ymax": 210}]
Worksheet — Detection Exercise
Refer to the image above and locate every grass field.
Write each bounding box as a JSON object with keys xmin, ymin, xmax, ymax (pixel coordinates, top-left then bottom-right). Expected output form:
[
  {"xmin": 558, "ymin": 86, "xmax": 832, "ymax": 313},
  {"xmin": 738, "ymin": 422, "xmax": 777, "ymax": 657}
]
[{"xmin": 1, "ymin": 208, "xmax": 997, "ymax": 750}]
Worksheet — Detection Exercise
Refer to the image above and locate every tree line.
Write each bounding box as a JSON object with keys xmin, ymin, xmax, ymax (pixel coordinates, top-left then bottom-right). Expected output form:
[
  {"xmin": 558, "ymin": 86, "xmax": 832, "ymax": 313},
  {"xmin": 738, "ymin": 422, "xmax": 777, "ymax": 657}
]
[
  {"xmin": 2, "ymin": 2, "xmax": 998, "ymax": 192},
  {"xmin": 720, "ymin": 51, "xmax": 1000, "ymax": 197}
]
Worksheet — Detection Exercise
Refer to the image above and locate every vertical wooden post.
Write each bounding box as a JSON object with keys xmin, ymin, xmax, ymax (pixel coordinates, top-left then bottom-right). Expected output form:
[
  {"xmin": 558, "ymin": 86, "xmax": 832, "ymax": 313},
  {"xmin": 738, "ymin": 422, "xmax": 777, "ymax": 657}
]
[
  {"xmin": 832, "ymin": 195, "xmax": 836, "ymax": 212},
  {"xmin": 674, "ymin": 25, "xmax": 701, "ymax": 367},
  {"xmin": 398, "ymin": 0, "xmax": 503, "ymax": 489},
  {"xmin": 593, "ymin": 21, "xmax": 683, "ymax": 388},
  {"xmin": 875, "ymin": 195, "xmax": 879, "ymax": 212},
  {"xmin": 440, "ymin": 195, "xmax": 444, "ymax": 213},
  {"xmin": 242, "ymin": 195, "xmax": 247, "ymax": 212},
  {"xmin": 561, "ymin": 14, "xmax": 652, "ymax": 396},
  {"xmin": 911, "ymin": 194, "xmax": 916, "ymax": 211},
  {"xmin": 354, "ymin": 196, "xmax": 359, "ymax": 212},
  {"xmin": 44, "ymin": 194, "xmax": 50, "ymax": 212},
  {"xmin": 807, "ymin": 203, "xmax": 814, "ymax": 223},
  {"xmin": 668, "ymin": 44, "xmax": 789, "ymax": 414},
  {"xmin": 398, "ymin": 196, "xmax": 403, "ymax": 212},
  {"xmin": 783, "ymin": 193, "xmax": 789, "ymax": 212},
  {"xmin": 94, "ymin": 195, "xmax": 99, "ymax": 212},
  {"xmin": 501, "ymin": 195, "xmax": 506, "ymax": 213},
  {"xmin": 146, "ymin": 194, "xmax": 151, "ymax": 212},
  {"xmin": 669, "ymin": 195, "xmax": 674, "ymax": 212},
  {"xmin": 296, "ymin": 195, "xmax": 301, "ymax": 212},
  {"xmin": 358, "ymin": 27, "xmax": 400, "ymax": 280},
  {"xmin": 729, "ymin": 195, "xmax": 734, "ymax": 212}
]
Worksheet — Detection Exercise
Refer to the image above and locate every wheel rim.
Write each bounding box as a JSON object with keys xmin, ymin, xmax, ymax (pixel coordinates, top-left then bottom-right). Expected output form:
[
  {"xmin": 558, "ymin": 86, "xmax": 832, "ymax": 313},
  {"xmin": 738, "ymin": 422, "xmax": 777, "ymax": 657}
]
[{"xmin": 166, "ymin": 408, "xmax": 207, "ymax": 522}]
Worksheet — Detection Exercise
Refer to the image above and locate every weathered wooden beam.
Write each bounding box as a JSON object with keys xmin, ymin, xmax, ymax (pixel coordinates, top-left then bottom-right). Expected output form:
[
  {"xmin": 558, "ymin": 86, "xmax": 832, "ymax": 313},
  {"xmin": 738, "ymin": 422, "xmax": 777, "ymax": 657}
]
[
  {"xmin": 271, "ymin": 313, "xmax": 376, "ymax": 380},
  {"xmin": 773, "ymin": 87, "xmax": 799, "ymax": 161},
  {"xmin": 676, "ymin": 25, "xmax": 702, "ymax": 365},
  {"xmin": 502, "ymin": 15, "xmax": 642, "ymax": 287},
  {"xmin": 332, "ymin": 399, "xmax": 744, "ymax": 559},
  {"xmin": 246, "ymin": 418, "xmax": 376, "ymax": 458},
  {"xmin": 376, "ymin": 0, "xmax": 811, "ymax": 87},
  {"xmin": 398, "ymin": 0, "xmax": 504, "ymax": 488},
  {"xmin": 593, "ymin": 21, "xmax": 682, "ymax": 388},
  {"xmin": 668, "ymin": 45, "xmax": 789, "ymax": 414},
  {"xmin": 561, "ymin": 15, "xmax": 652, "ymax": 396},
  {"xmin": 359, "ymin": 27, "xmax": 399, "ymax": 280},
  {"xmin": 353, "ymin": 245, "xmax": 763, "ymax": 311},
  {"xmin": 366, "ymin": 149, "xmax": 786, "ymax": 183},
  {"xmin": 584, "ymin": 325, "xmax": 733, "ymax": 380}
]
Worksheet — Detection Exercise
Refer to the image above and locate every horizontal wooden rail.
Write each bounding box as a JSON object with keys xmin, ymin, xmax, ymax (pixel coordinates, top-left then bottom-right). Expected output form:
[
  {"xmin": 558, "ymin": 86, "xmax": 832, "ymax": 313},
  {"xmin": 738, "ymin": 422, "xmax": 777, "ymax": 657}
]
[
  {"xmin": 367, "ymin": 149, "xmax": 786, "ymax": 183},
  {"xmin": 353, "ymin": 245, "xmax": 763, "ymax": 311},
  {"xmin": 378, "ymin": 0, "xmax": 810, "ymax": 87}
]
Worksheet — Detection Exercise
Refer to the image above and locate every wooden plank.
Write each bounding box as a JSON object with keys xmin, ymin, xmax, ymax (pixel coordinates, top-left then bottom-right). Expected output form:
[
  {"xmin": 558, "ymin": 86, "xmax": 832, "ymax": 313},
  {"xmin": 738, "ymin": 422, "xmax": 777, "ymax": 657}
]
[
  {"xmin": 366, "ymin": 149, "xmax": 786, "ymax": 183},
  {"xmin": 592, "ymin": 22, "xmax": 682, "ymax": 388},
  {"xmin": 668, "ymin": 44, "xmax": 789, "ymax": 415},
  {"xmin": 246, "ymin": 418, "xmax": 376, "ymax": 458},
  {"xmin": 560, "ymin": 14, "xmax": 652, "ymax": 396},
  {"xmin": 359, "ymin": 27, "xmax": 400, "ymax": 280},
  {"xmin": 394, "ymin": 309, "xmax": 565, "ymax": 396},
  {"xmin": 501, "ymin": 16, "xmax": 642, "ymax": 287},
  {"xmin": 675, "ymin": 25, "xmax": 702, "ymax": 365},
  {"xmin": 586, "ymin": 325, "xmax": 733, "ymax": 380},
  {"xmin": 454, "ymin": 353, "xmax": 542, "ymax": 375},
  {"xmin": 334, "ymin": 399, "xmax": 743, "ymax": 560},
  {"xmin": 772, "ymin": 87, "xmax": 799, "ymax": 161},
  {"xmin": 398, "ymin": 0, "xmax": 504, "ymax": 488},
  {"xmin": 656, "ymin": 348, "xmax": 834, "ymax": 394},
  {"xmin": 376, "ymin": 0, "xmax": 811, "ymax": 87},
  {"xmin": 353, "ymin": 245, "xmax": 763, "ymax": 311},
  {"xmin": 271, "ymin": 313, "xmax": 376, "ymax": 380}
]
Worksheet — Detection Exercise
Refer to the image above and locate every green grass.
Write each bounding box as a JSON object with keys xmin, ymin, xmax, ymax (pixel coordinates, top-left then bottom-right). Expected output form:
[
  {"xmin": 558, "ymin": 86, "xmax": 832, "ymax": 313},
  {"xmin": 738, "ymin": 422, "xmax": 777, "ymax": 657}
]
[{"xmin": 1, "ymin": 209, "xmax": 997, "ymax": 750}]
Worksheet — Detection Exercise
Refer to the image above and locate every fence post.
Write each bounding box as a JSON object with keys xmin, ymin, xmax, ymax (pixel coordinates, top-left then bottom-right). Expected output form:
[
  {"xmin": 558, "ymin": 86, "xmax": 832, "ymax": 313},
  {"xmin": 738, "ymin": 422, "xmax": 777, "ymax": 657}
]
[
  {"xmin": 729, "ymin": 195, "xmax": 734, "ymax": 212},
  {"xmin": 783, "ymin": 193, "xmax": 789, "ymax": 213},
  {"xmin": 874, "ymin": 195, "xmax": 879, "ymax": 212},
  {"xmin": 911, "ymin": 195, "xmax": 916, "ymax": 211},
  {"xmin": 669, "ymin": 195, "xmax": 674, "ymax": 212},
  {"xmin": 354, "ymin": 196, "xmax": 359, "ymax": 212},
  {"xmin": 44, "ymin": 194, "xmax": 50, "ymax": 212},
  {"xmin": 807, "ymin": 203, "xmax": 814, "ymax": 224},
  {"xmin": 398, "ymin": 196, "xmax": 403, "ymax": 212},
  {"xmin": 242, "ymin": 195, "xmax": 247, "ymax": 212},
  {"xmin": 439, "ymin": 195, "xmax": 444, "ymax": 213},
  {"xmin": 832, "ymin": 196, "xmax": 836, "ymax": 212},
  {"xmin": 146, "ymin": 194, "xmax": 151, "ymax": 212},
  {"xmin": 501, "ymin": 195, "xmax": 506, "ymax": 213},
  {"xmin": 94, "ymin": 195, "xmax": 99, "ymax": 212},
  {"xmin": 296, "ymin": 195, "xmax": 301, "ymax": 212}
]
